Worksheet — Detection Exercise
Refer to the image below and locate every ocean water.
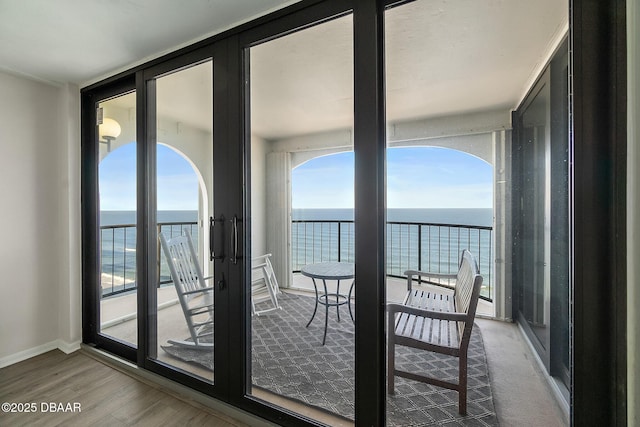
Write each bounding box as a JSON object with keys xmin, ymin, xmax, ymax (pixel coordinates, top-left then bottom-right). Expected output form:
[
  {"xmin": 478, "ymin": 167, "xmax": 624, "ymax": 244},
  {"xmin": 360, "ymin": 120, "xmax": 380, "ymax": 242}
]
[
  {"xmin": 293, "ymin": 208, "xmax": 492, "ymax": 227},
  {"xmin": 100, "ymin": 210, "xmax": 198, "ymax": 226},
  {"xmin": 291, "ymin": 208, "xmax": 493, "ymax": 298},
  {"xmin": 99, "ymin": 208, "xmax": 493, "ymax": 299},
  {"xmin": 100, "ymin": 210, "xmax": 198, "ymax": 296}
]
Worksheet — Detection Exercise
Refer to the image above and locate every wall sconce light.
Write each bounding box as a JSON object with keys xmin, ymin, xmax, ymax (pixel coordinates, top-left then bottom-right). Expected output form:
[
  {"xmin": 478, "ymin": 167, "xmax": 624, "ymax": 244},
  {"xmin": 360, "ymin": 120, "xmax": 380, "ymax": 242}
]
[{"xmin": 98, "ymin": 117, "xmax": 121, "ymax": 152}]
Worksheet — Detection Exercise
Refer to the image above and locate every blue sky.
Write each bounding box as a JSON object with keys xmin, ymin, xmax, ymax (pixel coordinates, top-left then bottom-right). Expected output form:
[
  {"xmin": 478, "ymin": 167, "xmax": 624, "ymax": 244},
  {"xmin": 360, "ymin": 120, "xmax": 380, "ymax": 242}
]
[
  {"xmin": 99, "ymin": 143, "xmax": 199, "ymax": 211},
  {"xmin": 100, "ymin": 144, "xmax": 492, "ymax": 210},
  {"xmin": 292, "ymin": 147, "xmax": 493, "ymax": 209}
]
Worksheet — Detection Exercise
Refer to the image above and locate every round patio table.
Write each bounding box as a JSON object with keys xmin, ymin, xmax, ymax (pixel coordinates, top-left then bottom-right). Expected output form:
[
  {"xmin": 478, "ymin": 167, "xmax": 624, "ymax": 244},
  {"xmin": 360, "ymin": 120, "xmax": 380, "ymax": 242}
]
[{"xmin": 301, "ymin": 261, "xmax": 355, "ymax": 345}]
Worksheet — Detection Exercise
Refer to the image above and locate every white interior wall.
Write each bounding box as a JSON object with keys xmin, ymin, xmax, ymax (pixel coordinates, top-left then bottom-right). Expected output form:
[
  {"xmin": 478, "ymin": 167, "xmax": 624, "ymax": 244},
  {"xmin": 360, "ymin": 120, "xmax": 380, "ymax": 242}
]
[
  {"xmin": 628, "ymin": 0, "xmax": 639, "ymax": 423},
  {"xmin": 0, "ymin": 71, "xmax": 80, "ymax": 366}
]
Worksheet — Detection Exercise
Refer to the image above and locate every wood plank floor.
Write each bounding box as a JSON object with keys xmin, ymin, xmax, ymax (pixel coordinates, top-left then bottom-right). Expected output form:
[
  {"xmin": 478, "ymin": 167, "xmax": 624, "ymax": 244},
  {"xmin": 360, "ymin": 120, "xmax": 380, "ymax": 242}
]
[{"xmin": 0, "ymin": 350, "xmax": 246, "ymax": 427}]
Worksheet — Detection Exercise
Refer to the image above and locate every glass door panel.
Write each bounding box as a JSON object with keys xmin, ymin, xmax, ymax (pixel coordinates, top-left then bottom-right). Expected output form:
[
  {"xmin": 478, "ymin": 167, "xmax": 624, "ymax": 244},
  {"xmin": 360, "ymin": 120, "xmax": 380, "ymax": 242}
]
[
  {"xmin": 384, "ymin": 1, "xmax": 496, "ymax": 424},
  {"xmin": 515, "ymin": 44, "xmax": 570, "ymax": 392},
  {"xmin": 98, "ymin": 91, "xmax": 138, "ymax": 347},
  {"xmin": 519, "ymin": 78, "xmax": 551, "ymax": 352},
  {"xmin": 150, "ymin": 60, "xmax": 215, "ymax": 382},
  {"xmin": 549, "ymin": 46, "xmax": 570, "ymax": 390},
  {"xmin": 247, "ymin": 14, "xmax": 355, "ymax": 425}
]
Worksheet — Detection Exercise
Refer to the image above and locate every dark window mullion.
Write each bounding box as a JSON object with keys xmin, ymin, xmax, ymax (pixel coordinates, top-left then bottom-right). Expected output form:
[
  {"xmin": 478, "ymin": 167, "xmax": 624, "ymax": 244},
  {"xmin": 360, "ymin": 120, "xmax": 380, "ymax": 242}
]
[
  {"xmin": 138, "ymin": 70, "xmax": 157, "ymax": 364},
  {"xmin": 353, "ymin": 0, "xmax": 386, "ymax": 425}
]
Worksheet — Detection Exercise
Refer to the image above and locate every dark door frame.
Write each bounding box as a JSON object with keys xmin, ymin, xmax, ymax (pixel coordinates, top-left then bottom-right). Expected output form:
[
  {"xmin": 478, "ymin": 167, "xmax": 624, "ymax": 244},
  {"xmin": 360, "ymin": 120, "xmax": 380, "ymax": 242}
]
[{"xmin": 571, "ymin": 0, "xmax": 627, "ymax": 425}]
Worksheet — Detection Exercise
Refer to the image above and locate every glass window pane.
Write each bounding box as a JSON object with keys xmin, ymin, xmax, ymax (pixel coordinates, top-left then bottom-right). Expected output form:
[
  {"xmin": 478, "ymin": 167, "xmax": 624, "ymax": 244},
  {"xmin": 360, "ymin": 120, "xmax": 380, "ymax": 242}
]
[
  {"xmin": 151, "ymin": 60, "xmax": 214, "ymax": 383},
  {"xmin": 249, "ymin": 14, "xmax": 355, "ymax": 425},
  {"xmin": 98, "ymin": 92, "xmax": 138, "ymax": 346},
  {"xmin": 384, "ymin": 0, "xmax": 568, "ymax": 424}
]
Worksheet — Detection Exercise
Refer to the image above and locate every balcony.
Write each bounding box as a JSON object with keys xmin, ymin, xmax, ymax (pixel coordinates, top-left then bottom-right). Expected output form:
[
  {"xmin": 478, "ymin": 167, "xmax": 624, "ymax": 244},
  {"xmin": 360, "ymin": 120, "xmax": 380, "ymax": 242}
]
[{"xmin": 99, "ymin": 220, "xmax": 566, "ymax": 426}]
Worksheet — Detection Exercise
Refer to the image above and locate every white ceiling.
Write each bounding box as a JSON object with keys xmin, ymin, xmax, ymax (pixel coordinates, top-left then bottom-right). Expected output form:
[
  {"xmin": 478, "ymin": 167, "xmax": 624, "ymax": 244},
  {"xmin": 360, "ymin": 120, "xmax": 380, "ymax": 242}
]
[
  {"xmin": 0, "ymin": 0, "xmax": 299, "ymax": 86},
  {"xmin": 0, "ymin": 1, "xmax": 567, "ymax": 140}
]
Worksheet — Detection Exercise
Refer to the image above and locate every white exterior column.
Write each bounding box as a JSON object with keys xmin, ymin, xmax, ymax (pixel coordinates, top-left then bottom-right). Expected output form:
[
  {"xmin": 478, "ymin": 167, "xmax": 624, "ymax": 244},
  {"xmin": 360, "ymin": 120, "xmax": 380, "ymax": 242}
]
[
  {"xmin": 493, "ymin": 129, "xmax": 511, "ymax": 320},
  {"xmin": 266, "ymin": 152, "xmax": 292, "ymax": 288}
]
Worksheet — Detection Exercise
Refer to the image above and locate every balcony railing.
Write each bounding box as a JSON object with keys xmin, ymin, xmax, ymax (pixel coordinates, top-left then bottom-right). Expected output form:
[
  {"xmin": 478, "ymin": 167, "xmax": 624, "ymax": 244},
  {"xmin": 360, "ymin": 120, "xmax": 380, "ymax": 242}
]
[
  {"xmin": 292, "ymin": 220, "xmax": 493, "ymax": 301},
  {"xmin": 100, "ymin": 221, "xmax": 198, "ymax": 298},
  {"xmin": 101, "ymin": 219, "xmax": 493, "ymax": 301}
]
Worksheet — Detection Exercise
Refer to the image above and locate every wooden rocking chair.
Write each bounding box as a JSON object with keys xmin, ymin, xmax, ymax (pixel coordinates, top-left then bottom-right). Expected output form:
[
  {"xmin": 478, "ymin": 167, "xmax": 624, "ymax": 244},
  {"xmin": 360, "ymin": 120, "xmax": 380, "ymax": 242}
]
[
  {"xmin": 251, "ymin": 254, "xmax": 282, "ymax": 316},
  {"xmin": 159, "ymin": 230, "xmax": 213, "ymax": 349}
]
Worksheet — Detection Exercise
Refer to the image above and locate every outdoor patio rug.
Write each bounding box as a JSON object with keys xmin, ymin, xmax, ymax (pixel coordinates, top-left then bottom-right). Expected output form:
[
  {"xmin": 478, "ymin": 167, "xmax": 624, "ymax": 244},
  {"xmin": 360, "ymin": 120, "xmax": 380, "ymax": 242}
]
[{"xmin": 162, "ymin": 293, "xmax": 498, "ymax": 426}]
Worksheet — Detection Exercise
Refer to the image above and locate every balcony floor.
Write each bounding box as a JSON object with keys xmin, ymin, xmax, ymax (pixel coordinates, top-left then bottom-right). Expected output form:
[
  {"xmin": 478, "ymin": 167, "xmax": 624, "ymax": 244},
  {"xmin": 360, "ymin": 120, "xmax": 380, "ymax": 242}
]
[{"xmin": 100, "ymin": 276, "xmax": 567, "ymax": 426}]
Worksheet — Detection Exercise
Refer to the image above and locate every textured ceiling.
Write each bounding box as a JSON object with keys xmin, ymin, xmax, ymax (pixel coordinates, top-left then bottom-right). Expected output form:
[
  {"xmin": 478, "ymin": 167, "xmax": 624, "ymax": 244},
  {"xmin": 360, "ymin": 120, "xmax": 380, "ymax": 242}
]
[
  {"xmin": 249, "ymin": 0, "xmax": 568, "ymax": 139},
  {"xmin": 0, "ymin": 1, "xmax": 568, "ymax": 139}
]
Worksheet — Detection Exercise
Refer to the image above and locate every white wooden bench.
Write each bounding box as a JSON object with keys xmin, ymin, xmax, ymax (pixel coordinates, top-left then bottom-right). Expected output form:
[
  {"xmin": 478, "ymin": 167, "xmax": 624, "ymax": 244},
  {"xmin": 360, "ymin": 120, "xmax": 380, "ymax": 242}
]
[{"xmin": 387, "ymin": 249, "xmax": 483, "ymax": 415}]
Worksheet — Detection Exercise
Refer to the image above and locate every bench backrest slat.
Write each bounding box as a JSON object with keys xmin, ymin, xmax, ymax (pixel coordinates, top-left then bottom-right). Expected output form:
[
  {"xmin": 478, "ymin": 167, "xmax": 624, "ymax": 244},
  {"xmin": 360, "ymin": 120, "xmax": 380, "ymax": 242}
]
[{"xmin": 453, "ymin": 250, "xmax": 483, "ymax": 344}]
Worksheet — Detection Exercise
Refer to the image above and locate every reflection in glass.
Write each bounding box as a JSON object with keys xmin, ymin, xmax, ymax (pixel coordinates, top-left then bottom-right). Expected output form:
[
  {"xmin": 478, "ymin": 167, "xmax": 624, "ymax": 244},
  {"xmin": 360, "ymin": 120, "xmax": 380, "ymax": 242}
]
[{"xmin": 520, "ymin": 81, "xmax": 550, "ymax": 349}]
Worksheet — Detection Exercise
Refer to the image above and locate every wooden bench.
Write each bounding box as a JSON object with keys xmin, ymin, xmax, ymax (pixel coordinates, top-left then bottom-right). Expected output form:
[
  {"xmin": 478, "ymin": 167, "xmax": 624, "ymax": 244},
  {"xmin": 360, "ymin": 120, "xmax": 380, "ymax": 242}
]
[{"xmin": 387, "ymin": 249, "xmax": 483, "ymax": 415}]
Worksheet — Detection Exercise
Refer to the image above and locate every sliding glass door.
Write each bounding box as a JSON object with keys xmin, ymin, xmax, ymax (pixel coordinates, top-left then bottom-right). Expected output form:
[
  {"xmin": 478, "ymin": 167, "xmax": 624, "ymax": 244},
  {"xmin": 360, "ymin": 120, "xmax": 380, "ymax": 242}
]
[
  {"xmin": 513, "ymin": 41, "xmax": 570, "ymax": 392},
  {"xmin": 80, "ymin": 1, "xmax": 606, "ymax": 425}
]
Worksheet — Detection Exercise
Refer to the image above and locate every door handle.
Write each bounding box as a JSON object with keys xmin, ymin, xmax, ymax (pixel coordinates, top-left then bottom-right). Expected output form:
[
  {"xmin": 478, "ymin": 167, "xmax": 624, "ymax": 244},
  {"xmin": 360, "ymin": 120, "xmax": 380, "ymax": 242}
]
[
  {"xmin": 209, "ymin": 215, "xmax": 225, "ymax": 261},
  {"xmin": 230, "ymin": 215, "xmax": 240, "ymax": 265}
]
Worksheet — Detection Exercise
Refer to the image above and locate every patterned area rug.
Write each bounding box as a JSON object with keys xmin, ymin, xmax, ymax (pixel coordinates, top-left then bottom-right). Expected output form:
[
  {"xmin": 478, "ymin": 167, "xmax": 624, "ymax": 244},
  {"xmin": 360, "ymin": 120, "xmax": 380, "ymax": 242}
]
[{"xmin": 162, "ymin": 293, "xmax": 498, "ymax": 426}]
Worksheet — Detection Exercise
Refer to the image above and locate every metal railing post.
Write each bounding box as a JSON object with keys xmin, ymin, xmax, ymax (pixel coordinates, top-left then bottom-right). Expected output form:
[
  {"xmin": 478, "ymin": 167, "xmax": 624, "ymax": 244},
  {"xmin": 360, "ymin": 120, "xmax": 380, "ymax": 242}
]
[
  {"xmin": 338, "ymin": 221, "xmax": 342, "ymax": 262},
  {"xmin": 418, "ymin": 225, "xmax": 422, "ymax": 272}
]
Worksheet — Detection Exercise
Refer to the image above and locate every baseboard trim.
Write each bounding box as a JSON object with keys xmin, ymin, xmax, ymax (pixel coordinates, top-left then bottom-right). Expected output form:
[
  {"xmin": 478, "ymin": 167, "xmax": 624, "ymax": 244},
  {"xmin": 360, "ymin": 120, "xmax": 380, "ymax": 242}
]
[
  {"xmin": 57, "ymin": 339, "xmax": 82, "ymax": 354},
  {"xmin": 0, "ymin": 339, "xmax": 82, "ymax": 368},
  {"xmin": 0, "ymin": 341, "xmax": 58, "ymax": 368},
  {"xmin": 81, "ymin": 345, "xmax": 276, "ymax": 427}
]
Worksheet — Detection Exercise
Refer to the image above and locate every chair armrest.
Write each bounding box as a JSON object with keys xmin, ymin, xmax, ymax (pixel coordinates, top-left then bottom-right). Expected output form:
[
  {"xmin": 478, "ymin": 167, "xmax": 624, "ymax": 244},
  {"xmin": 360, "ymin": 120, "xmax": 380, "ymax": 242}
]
[
  {"xmin": 387, "ymin": 303, "xmax": 468, "ymax": 322},
  {"xmin": 405, "ymin": 270, "xmax": 457, "ymax": 280},
  {"xmin": 182, "ymin": 285, "xmax": 214, "ymax": 296},
  {"xmin": 404, "ymin": 270, "xmax": 457, "ymax": 291}
]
